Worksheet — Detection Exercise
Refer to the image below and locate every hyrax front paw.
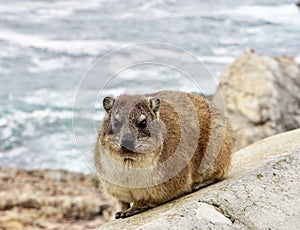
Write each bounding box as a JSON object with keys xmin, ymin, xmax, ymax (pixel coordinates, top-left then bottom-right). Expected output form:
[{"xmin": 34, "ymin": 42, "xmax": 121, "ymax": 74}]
[{"xmin": 115, "ymin": 207, "xmax": 149, "ymax": 219}]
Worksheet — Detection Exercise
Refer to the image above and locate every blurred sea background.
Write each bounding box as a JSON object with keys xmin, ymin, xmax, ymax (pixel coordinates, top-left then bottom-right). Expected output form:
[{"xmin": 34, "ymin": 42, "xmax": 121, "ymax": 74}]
[{"xmin": 0, "ymin": 0, "xmax": 299, "ymax": 173}]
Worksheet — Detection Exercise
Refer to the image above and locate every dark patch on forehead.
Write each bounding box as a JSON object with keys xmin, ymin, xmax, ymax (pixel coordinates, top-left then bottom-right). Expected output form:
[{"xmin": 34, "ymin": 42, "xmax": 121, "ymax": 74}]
[
  {"xmin": 115, "ymin": 95, "xmax": 142, "ymax": 105},
  {"xmin": 113, "ymin": 95, "xmax": 152, "ymax": 117},
  {"xmin": 131, "ymin": 101, "xmax": 155, "ymax": 120}
]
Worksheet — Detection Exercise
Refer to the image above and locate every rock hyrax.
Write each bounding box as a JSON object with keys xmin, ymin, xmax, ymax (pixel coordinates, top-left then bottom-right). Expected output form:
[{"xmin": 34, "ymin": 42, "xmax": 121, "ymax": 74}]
[{"xmin": 95, "ymin": 90, "xmax": 233, "ymax": 219}]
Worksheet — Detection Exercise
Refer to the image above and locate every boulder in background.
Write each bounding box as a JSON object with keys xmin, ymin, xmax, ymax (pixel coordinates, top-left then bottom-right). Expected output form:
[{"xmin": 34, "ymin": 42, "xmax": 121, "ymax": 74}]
[{"xmin": 213, "ymin": 50, "xmax": 300, "ymax": 150}]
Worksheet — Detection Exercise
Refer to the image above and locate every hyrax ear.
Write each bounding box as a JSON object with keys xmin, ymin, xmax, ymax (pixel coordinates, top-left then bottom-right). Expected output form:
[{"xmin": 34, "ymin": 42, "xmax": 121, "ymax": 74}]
[
  {"xmin": 103, "ymin": 97, "xmax": 115, "ymax": 113},
  {"xmin": 149, "ymin": 97, "xmax": 161, "ymax": 113}
]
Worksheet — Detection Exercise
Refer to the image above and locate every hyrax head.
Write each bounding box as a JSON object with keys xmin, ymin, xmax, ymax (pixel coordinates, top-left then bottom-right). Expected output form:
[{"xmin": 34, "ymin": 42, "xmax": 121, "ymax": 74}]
[{"xmin": 103, "ymin": 95, "xmax": 165, "ymax": 155}]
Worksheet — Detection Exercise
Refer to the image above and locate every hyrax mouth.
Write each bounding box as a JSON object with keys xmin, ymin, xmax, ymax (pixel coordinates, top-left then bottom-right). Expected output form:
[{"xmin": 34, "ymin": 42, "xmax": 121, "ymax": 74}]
[
  {"xmin": 120, "ymin": 148, "xmax": 136, "ymax": 155},
  {"xmin": 123, "ymin": 157, "xmax": 134, "ymax": 163}
]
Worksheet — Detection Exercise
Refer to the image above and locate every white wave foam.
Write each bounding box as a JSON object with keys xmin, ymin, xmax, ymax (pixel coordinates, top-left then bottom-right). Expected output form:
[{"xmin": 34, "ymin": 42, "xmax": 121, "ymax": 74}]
[
  {"xmin": 0, "ymin": 146, "xmax": 27, "ymax": 159},
  {"xmin": 23, "ymin": 89, "xmax": 75, "ymax": 108},
  {"xmin": 217, "ymin": 4, "xmax": 300, "ymax": 26},
  {"xmin": 28, "ymin": 56, "xmax": 70, "ymax": 73},
  {"xmin": 0, "ymin": 107, "xmax": 74, "ymax": 153},
  {"xmin": 118, "ymin": 0, "xmax": 175, "ymax": 19},
  {"xmin": 1, "ymin": 126, "xmax": 12, "ymax": 140},
  {"xmin": 0, "ymin": 108, "xmax": 73, "ymax": 130},
  {"xmin": 212, "ymin": 47, "xmax": 231, "ymax": 56},
  {"xmin": 121, "ymin": 8, "xmax": 174, "ymax": 19},
  {"xmin": 0, "ymin": 29, "xmax": 130, "ymax": 56},
  {"xmin": 99, "ymin": 87, "xmax": 127, "ymax": 97},
  {"xmin": 196, "ymin": 55, "xmax": 235, "ymax": 64},
  {"xmin": 0, "ymin": 117, "xmax": 7, "ymax": 126},
  {"xmin": 116, "ymin": 66, "xmax": 179, "ymax": 80},
  {"xmin": 0, "ymin": 0, "xmax": 104, "ymax": 21}
]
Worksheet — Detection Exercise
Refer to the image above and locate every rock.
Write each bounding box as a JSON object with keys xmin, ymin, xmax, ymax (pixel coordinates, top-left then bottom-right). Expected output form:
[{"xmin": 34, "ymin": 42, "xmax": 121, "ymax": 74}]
[
  {"xmin": 213, "ymin": 50, "xmax": 300, "ymax": 150},
  {"xmin": 0, "ymin": 169, "xmax": 116, "ymax": 229},
  {"xmin": 98, "ymin": 128, "xmax": 300, "ymax": 229}
]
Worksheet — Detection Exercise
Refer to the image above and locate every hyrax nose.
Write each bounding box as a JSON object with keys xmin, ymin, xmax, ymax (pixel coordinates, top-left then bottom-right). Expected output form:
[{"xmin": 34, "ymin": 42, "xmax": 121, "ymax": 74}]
[{"xmin": 121, "ymin": 133, "xmax": 135, "ymax": 151}]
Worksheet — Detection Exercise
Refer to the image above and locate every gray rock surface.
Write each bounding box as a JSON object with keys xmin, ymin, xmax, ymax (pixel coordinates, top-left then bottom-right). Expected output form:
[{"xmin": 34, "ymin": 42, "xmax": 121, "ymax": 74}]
[
  {"xmin": 213, "ymin": 50, "xmax": 300, "ymax": 150},
  {"xmin": 99, "ymin": 128, "xmax": 300, "ymax": 230}
]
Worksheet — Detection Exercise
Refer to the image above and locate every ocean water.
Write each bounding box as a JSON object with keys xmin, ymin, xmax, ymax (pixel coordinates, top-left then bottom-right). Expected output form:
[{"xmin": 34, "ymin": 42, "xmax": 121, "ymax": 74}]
[{"xmin": 0, "ymin": 0, "xmax": 299, "ymax": 173}]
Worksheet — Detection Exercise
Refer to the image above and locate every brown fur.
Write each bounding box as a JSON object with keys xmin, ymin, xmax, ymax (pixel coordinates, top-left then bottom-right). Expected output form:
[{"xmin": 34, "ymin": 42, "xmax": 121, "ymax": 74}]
[{"xmin": 94, "ymin": 91, "xmax": 233, "ymax": 219}]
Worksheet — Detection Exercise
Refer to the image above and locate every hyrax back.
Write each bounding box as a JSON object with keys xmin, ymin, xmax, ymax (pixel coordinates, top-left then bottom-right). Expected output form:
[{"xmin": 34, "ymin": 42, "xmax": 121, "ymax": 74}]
[{"xmin": 94, "ymin": 90, "xmax": 233, "ymax": 219}]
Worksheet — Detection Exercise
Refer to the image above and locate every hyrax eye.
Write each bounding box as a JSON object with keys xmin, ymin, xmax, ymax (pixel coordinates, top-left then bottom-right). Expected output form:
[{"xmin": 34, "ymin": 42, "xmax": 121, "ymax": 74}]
[{"xmin": 138, "ymin": 119, "xmax": 147, "ymax": 129}]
